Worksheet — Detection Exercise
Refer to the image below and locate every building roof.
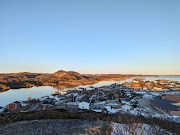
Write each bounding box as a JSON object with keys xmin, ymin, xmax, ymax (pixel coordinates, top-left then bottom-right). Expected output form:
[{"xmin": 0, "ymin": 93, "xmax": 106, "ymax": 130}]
[
  {"xmin": 14, "ymin": 101, "xmax": 21, "ymax": 104},
  {"xmin": 153, "ymin": 96, "xmax": 162, "ymax": 100},
  {"xmin": 151, "ymin": 99, "xmax": 180, "ymax": 111},
  {"xmin": 162, "ymin": 94, "xmax": 180, "ymax": 103},
  {"xmin": 80, "ymin": 99, "xmax": 91, "ymax": 103},
  {"xmin": 42, "ymin": 99, "xmax": 54, "ymax": 105}
]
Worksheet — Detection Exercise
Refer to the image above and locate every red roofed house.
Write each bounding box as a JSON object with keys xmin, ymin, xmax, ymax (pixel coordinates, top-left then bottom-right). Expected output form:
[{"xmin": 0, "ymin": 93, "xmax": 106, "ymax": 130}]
[{"xmin": 6, "ymin": 101, "xmax": 21, "ymax": 110}]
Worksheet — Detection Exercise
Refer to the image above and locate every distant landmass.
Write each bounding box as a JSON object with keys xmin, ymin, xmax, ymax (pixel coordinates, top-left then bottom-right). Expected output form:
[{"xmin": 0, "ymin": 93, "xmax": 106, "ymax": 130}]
[
  {"xmin": 0, "ymin": 70, "xmax": 134, "ymax": 92},
  {"xmin": 1, "ymin": 70, "xmax": 179, "ymax": 92}
]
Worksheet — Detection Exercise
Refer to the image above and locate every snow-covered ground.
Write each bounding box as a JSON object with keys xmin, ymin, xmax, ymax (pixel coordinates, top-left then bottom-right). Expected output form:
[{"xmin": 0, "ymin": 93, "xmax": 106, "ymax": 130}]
[
  {"xmin": 111, "ymin": 123, "xmax": 173, "ymax": 135},
  {"xmin": 143, "ymin": 94, "xmax": 153, "ymax": 98},
  {"xmin": 104, "ymin": 95, "xmax": 180, "ymax": 123},
  {"xmin": 103, "ymin": 106, "xmax": 121, "ymax": 114},
  {"xmin": 149, "ymin": 92, "xmax": 160, "ymax": 96}
]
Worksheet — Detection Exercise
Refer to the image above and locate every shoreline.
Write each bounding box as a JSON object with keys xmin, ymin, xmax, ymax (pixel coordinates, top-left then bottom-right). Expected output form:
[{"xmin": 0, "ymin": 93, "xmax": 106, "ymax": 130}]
[
  {"xmin": 1, "ymin": 75, "xmax": 180, "ymax": 93},
  {"xmin": 0, "ymin": 77, "xmax": 131, "ymax": 93}
]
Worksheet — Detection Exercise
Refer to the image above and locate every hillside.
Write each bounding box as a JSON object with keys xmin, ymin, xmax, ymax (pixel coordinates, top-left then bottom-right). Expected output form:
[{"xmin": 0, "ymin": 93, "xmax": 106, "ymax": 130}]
[{"xmin": 0, "ymin": 70, "xmax": 130, "ymax": 92}]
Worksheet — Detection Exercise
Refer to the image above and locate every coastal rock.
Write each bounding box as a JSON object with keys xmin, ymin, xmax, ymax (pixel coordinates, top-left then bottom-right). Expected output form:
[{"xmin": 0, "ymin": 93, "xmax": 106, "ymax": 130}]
[{"xmin": 0, "ymin": 84, "xmax": 10, "ymax": 92}]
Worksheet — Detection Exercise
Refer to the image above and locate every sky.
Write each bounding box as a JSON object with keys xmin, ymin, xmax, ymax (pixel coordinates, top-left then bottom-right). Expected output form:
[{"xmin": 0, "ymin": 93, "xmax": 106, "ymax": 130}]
[{"xmin": 0, "ymin": 0, "xmax": 180, "ymax": 75}]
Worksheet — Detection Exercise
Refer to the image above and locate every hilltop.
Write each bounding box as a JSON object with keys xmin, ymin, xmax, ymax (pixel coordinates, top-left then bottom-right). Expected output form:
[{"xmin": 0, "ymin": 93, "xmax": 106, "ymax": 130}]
[{"xmin": 0, "ymin": 70, "xmax": 131, "ymax": 92}]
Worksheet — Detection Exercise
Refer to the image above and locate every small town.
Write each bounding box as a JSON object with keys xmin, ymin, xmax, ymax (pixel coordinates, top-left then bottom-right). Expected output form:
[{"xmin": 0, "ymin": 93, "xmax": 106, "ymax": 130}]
[
  {"xmin": 123, "ymin": 78, "xmax": 180, "ymax": 91},
  {"xmin": 1, "ymin": 79, "xmax": 180, "ymax": 124},
  {"xmin": 1, "ymin": 0, "xmax": 180, "ymax": 134}
]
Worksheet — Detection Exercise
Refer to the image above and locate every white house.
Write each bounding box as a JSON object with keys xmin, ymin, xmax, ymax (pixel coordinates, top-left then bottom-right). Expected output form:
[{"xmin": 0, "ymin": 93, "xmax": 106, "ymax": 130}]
[
  {"xmin": 21, "ymin": 101, "xmax": 28, "ymax": 107},
  {"xmin": 79, "ymin": 100, "xmax": 91, "ymax": 110}
]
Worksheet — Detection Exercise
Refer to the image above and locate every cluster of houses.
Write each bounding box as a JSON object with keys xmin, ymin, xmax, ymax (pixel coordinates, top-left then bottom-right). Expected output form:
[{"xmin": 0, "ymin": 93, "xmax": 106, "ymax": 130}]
[
  {"xmin": 0, "ymin": 84, "xmax": 139, "ymax": 114},
  {"xmin": 1, "ymin": 83, "xmax": 180, "ymax": 118},
  {"xmin": 0, "ymin": 98, "xmax": 39, "ymax": 114},
  {"xmin": 123, "ymin": 79, "xmax": 180, "ymax": 91},
  {"xmin": 39, "ymin": 84, "xmax": 139, "ymax": 113}
]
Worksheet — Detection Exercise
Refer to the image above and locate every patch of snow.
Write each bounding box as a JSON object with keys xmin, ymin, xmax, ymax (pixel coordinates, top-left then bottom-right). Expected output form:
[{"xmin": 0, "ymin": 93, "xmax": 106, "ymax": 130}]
[
  {"xmin": 143, "ymin": 94, "xmax": 153, "ymax": 98},
  {"xmin": 103, "ymin": 106, "xmax": 121, "ymax": 114},
  {"xmin": 149, "ymin": 92, "xmax": 160, "ymax": 96},
  {"xmin": 111, "ymin": 123, "xmax": 173, "ymax": 135},
  {"xmin": 98, "ymin": 101, "xmax": 106, "ymax": 105},
  {"xmin": 65, "ymin": 102, "xmax": 79, "ymax": 105},
  {"xmin": 121, "ymin": 100, "xmax": 131, "ymax": 105},
  {"xmin": 134, "ymin": 91, "xmax": 146, "ymax": 94}
]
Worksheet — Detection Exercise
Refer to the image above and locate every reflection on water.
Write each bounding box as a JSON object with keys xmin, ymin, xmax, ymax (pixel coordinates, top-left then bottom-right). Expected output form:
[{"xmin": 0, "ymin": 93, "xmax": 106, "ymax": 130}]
[
  {"xmin": 0, "ymin": 79, "xmax": 133, "ymax": 107},
  {"xmin": 0, "ymin": 76, "xmax": 180, "ymax": 107},
  {"xmin": 52, "ymin": 84, "xmax": 76, "ymax": 90}
]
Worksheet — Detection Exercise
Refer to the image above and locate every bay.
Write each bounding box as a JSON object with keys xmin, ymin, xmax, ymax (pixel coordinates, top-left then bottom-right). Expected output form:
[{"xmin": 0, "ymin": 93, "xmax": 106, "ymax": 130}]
[{"xmin": 0, "ymin": 76, "xmax": 180, "ymax": 107}]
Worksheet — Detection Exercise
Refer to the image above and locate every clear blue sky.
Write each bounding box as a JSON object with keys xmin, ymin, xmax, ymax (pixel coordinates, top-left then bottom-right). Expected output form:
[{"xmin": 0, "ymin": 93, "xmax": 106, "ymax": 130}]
[{"xmin": 0, "ymin": 0, "xmax": 180, "ymax": 75}]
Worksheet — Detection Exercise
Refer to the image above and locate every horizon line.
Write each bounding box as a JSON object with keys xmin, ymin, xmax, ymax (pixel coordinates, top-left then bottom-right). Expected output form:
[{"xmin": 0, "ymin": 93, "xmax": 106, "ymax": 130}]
[{"xmin": 0, "ymin": 70, "xmax": 180, "ymax": 76}]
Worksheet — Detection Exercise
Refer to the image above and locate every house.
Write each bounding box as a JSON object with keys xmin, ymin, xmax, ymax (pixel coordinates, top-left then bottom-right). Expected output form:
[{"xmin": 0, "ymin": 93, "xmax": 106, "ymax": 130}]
[
  {"xmin": 42, "ymin": 98, "xmax": 55, "ymax": 109},
  {"xmin": 26, "ymin": 98, "xmax": 38, "ymax": 105},
  {"xmin": 51, "ymin": 91, "xmax": 60, "ymax": 96},
  {"xmin": 6, "ymin": 101, "xmax": 21, "ymax": 110},
  {"xmin": 79, "ymin": 100, "xmax": 91, "ymax": 110},
  {"xmin": 57, "ymin": 95, "xmax": 66, "ymax": 100},
  {"xmin": 151, "ymin": 99, "xmax": 180, "ymax": 116},
  {"xmin": 90, "ymin": 102, "xmax": 105, "ymax": 112},
  {"xmin": 21, "ymin": 101, "xmax": 29, "ymax": 107},
  {"xmin": 39, "ymin": 96, "xmax": 49, "ymax": 102}
]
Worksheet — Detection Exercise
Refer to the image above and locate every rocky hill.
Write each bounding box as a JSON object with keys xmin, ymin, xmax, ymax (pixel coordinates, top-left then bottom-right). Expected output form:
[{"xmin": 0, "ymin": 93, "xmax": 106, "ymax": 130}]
[
  {"xmin": 0, "ymin": 72, "xmax": 43, "ymax": 91},
  {"xmin": 0, "ymin": 70, "xmax": 131, "ymax": 92}
]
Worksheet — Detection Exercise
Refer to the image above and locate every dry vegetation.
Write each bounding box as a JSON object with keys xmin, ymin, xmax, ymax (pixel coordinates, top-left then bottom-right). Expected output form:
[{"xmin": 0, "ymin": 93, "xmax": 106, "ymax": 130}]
[{"xmin": 0, "ymin": 110, "xmax": 179, "ymax": 134}]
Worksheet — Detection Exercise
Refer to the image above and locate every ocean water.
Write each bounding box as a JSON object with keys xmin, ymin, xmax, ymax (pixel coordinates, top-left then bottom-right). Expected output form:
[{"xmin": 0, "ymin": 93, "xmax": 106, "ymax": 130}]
[{"xmin": 0, "ymin": 76, "xmax": 180, "ymax": 107}]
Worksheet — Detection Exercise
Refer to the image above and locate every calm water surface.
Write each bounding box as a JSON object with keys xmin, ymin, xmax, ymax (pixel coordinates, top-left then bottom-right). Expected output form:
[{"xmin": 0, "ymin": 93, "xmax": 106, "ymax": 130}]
[{"xmin": 0, "ymin": 76, "xmax": 180, "ymax": 107}]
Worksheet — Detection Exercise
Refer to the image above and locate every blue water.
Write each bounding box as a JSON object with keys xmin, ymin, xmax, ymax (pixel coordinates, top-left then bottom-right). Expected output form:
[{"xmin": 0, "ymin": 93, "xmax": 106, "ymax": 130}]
[{"xmin": 0, "ymin": 76, "xmax": 180, "ymax": 107}]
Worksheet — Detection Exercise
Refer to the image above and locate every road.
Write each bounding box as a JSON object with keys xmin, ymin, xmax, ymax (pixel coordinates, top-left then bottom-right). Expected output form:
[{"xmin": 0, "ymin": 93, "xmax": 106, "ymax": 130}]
[{"xmin": 28, "ymin": 103, "xmax": 39, "ymax": 112}]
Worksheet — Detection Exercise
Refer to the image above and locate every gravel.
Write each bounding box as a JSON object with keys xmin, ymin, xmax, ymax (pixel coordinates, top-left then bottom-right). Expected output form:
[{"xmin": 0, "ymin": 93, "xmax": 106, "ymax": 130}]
[{"xmin": 0, "ymin": 119, "xmax": 100, "ymax": 135}]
